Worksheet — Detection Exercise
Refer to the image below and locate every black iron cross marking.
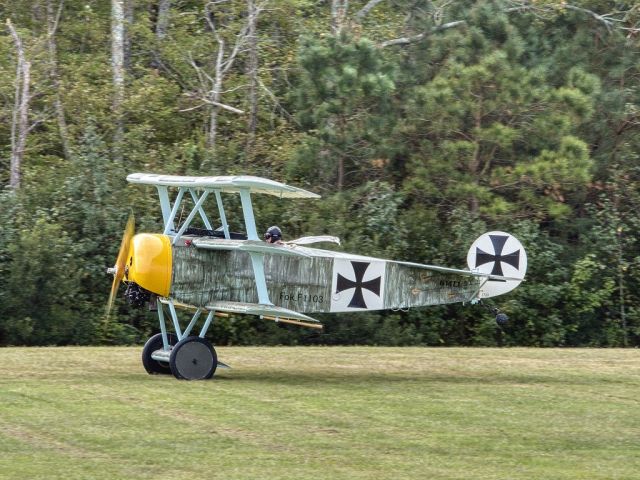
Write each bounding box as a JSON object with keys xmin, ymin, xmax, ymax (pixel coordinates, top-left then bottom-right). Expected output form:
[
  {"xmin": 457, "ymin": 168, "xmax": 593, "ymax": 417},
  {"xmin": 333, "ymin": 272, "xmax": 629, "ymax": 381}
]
[
  {"xmin": 475, "ymin": 235, "xmax": 520, "ymax": 280},
  {"xmin": 336, "ymin": 261, "xmax": 381, "ymax": 309}
]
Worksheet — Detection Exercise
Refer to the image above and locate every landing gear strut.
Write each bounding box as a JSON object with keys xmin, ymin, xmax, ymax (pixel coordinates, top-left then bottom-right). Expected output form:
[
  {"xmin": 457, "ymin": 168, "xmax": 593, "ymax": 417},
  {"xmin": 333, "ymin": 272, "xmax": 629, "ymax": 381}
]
[{"xmin": 142, "ymin": 298, "xmax": 227, "ymax": 380}]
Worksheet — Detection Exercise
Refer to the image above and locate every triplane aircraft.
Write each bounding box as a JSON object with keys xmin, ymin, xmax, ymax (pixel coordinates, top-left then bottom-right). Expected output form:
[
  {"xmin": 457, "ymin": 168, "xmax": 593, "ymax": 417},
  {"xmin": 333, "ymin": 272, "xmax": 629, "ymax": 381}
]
[{"xmin": 107, "ymin": 173, "xmax": 527, "ymax": 380}]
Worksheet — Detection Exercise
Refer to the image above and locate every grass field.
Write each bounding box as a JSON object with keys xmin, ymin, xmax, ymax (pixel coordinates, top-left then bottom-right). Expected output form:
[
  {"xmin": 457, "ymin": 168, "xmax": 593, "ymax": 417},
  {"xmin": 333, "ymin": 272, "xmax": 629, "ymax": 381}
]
[{"xmin": 0, "ymin": 347, "xmax": 638, "ymax": 480}]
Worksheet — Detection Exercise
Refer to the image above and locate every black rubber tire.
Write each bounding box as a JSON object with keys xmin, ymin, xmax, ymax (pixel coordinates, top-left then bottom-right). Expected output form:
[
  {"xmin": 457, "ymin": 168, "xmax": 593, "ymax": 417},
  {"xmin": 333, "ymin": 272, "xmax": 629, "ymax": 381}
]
[
  {"xmin": 169, "ymin": 336, "xmax": 217, "ymax": 380},
  {"xmin": 142, "ymin": 333, "xmax": 177, "ymax": 375}
]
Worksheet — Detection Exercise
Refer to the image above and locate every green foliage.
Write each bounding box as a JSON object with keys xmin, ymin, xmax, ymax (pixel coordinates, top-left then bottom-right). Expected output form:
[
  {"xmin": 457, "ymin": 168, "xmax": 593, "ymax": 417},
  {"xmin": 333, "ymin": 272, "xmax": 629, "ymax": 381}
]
[
  {"xmin": 0, "ymin": 0, "xmax": 639, "ymax": 347},
  {"xmin": 290, "ymin": 34, "xmax": 396, "ymax": 189},
  {"xmin": 0, "ymin": 215, "xmax": 84, "ymax": 345}
]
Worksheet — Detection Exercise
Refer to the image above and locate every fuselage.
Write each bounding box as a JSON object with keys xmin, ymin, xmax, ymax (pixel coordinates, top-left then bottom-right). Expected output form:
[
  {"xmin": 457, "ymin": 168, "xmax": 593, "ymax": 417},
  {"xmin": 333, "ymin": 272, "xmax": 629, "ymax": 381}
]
[{"xmin": 125, "ymin": 233, "xmax": 481, "ymax": 313}]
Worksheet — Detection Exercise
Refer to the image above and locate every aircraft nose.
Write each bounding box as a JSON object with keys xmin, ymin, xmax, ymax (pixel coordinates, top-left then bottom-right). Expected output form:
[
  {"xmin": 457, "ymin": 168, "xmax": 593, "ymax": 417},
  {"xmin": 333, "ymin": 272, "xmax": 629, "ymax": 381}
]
[{"xmin": 127, "ymin": 233, "xmax": 172, "ymax": 296}]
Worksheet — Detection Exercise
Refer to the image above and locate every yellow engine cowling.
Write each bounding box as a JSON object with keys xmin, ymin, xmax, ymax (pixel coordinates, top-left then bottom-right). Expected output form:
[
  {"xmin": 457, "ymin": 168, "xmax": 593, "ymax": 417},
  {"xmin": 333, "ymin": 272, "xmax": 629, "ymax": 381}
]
[{"xmin": 126, "ymin": 233, "xmax": 172, "ymax": 296}]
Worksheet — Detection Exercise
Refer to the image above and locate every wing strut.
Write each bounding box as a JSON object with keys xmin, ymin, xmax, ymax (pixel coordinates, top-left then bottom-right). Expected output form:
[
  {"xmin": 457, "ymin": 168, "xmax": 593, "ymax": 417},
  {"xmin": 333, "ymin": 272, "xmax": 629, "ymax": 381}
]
[
  {"xmin": 157, "ymin": 186, "xmax": 174, "ymax": 233},
  {"xmin": 214, "ymin": 190, "xmax": 230, "ymax": 239},
  {"xmin": 189, "ymin": 189, "xmax": 213, "ymax": 231},
  {"xmin": 239, "ymin": 188, "xmax": 259, "ymax": 240},
  {"xmin": 249, "ymin": 252, "xmax": 272, "ymax": 305},
  {"xmin": 172, "ymin": 190, "xmax": 210, "ymax": 244},
  {"xmin": 237, "ymin": 188, "xmax": 273, "ymax": 304},
  {"xmin": 163, "ymin": 188, "xmax": 185, "ymax": 235}
]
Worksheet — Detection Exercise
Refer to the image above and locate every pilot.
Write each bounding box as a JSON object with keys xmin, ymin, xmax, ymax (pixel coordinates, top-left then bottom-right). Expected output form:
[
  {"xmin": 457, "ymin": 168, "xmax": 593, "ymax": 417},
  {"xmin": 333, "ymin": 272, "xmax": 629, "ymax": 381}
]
[{"xmin": 264, "ymin": 225, "xmax": 283, "ymax": 244}]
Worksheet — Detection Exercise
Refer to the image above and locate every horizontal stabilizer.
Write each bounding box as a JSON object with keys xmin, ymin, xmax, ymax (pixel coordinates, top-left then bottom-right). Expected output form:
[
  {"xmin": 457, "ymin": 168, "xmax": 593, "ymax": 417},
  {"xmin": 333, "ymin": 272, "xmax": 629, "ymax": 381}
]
[
  {"xmin": 193, "ymin": 238, "xmax": 311, "ymax": 257},
  {"xmin": 395, "ymin": 260, "xmax": 524, "ymax": 282}
]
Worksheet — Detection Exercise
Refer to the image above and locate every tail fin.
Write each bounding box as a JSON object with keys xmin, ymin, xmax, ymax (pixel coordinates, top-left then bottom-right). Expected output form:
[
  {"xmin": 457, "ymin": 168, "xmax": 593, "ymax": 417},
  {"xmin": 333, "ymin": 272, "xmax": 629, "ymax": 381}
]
[{"xmin": 466, "ymin": 231, "xmax": 527, "ymax": 298}]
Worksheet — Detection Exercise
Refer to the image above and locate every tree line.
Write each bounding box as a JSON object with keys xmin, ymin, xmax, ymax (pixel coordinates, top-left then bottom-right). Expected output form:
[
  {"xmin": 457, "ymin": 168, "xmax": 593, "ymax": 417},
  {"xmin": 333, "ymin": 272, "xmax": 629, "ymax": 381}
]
[{"xmin": 0, "ymin": 0, "xmax": 639, "ymax": 347}]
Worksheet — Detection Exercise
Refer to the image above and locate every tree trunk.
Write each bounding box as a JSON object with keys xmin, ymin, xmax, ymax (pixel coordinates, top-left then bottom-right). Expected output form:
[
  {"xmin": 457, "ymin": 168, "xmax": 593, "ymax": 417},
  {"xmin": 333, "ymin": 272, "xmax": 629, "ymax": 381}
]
[
  {"xmin": 12, "ymin": 61, "xmax": 30, "ymax": 190},
  {"xmin": 46, "ymin": 0, "xmax": 71, "ymax": 160},
  {"xmin": 111, "ymin": 0, "xmax": 125, "ymax": 162},
  {"xmin": 124, "ymin": 0, "xmax": 134, "ymax": 71},
  {"xmin": 208, "ymin": 102, "xmax": 220, "ymax": 157},
  {"xmin": 7, "ymin": 19, "xmax": 30, "ymax": 190},
  {"xmin": 205, "ymin": 43, "xmax": 225, "ymax": 162},
  {"xmin": 336, "ymin": 115, "xmax": 346, "ymax": 191},
  {"xmin": 200, "ymin": 1, "xmax": 255, "ymax": 167},
  {"xmin": 469, "ymin": 98, "xmax": 483, "ymax": 214},
  {"xmin": 245, "ymin": 0, "xmax": 259, "ymax": 161},
  {"xmin": 355, "ymin": 0, "xmax": 384, "ymax": 20},
  {"xmin": 156, "ymin": 0, "xmax": 171, "ymax": 39},
  {"xmin": 331, "ymin": 0, "xmax": 348, "ymax": 35}
]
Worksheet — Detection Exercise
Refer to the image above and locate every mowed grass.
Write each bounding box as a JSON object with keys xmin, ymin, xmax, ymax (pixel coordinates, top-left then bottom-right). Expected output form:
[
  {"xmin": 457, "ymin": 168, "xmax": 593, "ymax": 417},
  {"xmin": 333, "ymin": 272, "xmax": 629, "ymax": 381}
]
[{"xmin": 0, "ymin": 347, "xmax": 639, "ymax": 480}]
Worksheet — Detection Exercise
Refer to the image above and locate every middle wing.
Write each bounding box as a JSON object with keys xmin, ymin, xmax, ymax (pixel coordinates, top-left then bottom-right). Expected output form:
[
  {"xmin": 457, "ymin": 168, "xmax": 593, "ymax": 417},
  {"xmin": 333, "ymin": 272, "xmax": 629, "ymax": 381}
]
[{"xmin": 193, "ymin": 238, "xmax": 311, "ymax": 257}]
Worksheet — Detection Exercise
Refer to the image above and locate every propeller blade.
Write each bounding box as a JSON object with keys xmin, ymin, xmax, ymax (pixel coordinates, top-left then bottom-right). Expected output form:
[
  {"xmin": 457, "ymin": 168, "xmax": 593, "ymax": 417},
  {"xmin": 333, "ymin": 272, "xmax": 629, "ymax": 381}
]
[
  {"xmin": 106, "ymin": 274, "xmax": 120, "ymax": 317},
  {"xmin": 106, "ymin": 213, "xmax": 135, "ymax": 317}
]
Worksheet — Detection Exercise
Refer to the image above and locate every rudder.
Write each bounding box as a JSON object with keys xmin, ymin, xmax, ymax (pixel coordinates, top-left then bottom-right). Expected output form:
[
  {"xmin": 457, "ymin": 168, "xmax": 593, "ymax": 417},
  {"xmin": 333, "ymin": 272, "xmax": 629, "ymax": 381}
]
[{"xmin": 466, "ymin": 231, "xmax": 527, "ymax": 298}]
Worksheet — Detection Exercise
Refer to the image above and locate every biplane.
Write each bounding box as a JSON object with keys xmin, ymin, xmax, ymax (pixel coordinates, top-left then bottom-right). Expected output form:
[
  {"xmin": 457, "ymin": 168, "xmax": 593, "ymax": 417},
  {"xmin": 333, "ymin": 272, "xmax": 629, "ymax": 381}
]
[{"xmin": 107, "ymin": 174, "xmax": 527, "ymax": 380}]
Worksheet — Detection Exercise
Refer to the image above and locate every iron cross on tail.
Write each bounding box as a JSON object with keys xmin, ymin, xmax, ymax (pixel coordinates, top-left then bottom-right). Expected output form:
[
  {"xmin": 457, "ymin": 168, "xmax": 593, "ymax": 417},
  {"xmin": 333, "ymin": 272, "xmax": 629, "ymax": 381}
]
[{"xmin": 107, "ymin": 173, "xmax": 528, "ymax": 380}]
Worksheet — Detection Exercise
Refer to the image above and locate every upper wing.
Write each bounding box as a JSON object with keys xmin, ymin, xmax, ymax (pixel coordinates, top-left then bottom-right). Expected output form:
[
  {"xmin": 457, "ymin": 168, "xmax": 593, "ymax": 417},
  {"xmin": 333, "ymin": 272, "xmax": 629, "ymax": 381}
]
[{"xmin": 127, "ymin": 173, "xmax": 320, "ymax": 199}]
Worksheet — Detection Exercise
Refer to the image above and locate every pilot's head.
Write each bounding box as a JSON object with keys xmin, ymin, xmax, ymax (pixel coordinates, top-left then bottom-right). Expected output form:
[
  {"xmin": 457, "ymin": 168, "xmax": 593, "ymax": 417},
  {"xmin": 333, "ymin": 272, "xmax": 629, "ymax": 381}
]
[{"xmin": 264, "ymin": 226, "xmax": 282, "ymax": 243}]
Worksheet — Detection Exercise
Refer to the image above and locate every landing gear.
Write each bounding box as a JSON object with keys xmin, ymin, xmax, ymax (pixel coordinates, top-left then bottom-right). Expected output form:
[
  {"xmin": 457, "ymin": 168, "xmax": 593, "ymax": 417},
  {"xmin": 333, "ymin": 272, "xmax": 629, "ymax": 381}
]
[
  {"xmin": 146, "ymin": 300, "xmax": 224, "ymax": 380},
  {"xmin": 169, "ymin": 336, "xmax": 218, "ymax": 380},
  {"xmin": 142, "ymin": 333, "xmax": 177, "ymax": 374}
]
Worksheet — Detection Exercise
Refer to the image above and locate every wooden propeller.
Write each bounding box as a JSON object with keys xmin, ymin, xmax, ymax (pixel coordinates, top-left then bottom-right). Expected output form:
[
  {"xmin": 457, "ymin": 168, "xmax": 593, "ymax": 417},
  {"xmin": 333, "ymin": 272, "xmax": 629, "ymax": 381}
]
[{"xmin": 106, "ymin": 213, "xmax": 135, "ymax": 317}]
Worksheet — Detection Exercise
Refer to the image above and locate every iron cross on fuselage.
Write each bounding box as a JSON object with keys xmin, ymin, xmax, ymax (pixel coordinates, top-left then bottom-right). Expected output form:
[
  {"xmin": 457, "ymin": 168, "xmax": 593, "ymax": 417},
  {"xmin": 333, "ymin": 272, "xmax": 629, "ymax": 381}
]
[{"xmin": 336, "ymin": 261, "xmax": 382, "ymax": 309}]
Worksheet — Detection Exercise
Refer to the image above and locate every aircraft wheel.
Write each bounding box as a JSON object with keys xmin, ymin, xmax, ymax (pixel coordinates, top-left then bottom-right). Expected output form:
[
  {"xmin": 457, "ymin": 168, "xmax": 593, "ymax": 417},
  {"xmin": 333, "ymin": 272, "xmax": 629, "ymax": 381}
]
[
  {"xmin": 142, "ymin": 333, "xmax": 177, "ymax": 374},
  {"xmin": 169, "ymin": 336, "xmax": 217, "ymax": 380}
]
